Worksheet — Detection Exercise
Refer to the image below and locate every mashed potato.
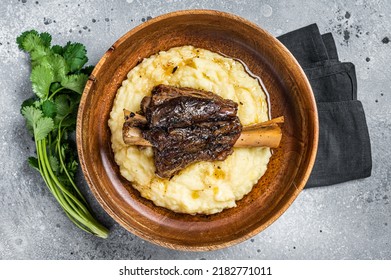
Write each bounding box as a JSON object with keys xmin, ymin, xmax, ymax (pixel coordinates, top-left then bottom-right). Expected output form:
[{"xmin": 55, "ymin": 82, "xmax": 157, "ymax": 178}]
[{"xmin": 108, "ymin": 46, "xmax": 271, "ymax": 215}]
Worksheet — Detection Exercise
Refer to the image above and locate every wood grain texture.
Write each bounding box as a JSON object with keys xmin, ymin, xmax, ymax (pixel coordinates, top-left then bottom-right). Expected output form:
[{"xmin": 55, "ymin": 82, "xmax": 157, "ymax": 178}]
[{"xmin": 76, "ymin": 10, "xmax": 318, "ymax": 251}]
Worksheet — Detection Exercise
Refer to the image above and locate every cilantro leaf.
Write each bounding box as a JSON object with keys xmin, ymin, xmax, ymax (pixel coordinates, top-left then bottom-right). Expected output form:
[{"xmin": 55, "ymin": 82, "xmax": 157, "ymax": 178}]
[
  {"xmin": 67, "ymin": 159, "xmax": 78, "ymax": 178},
  {"xmin": 51, "ymin": 45, "xmax": 64, "ymax": 55},
  {"xmin": 21, "ymin": 106, "xmax": 43, "ymax": 135},
  {"xmin": 53, "ymin": 94, "xmax": 80, "ymax": 129},
  {"xmin": 16, "ymin": 30, "xmax": 39, "ymax": 51},
  {"xmin": 30, "ymin": 46, "xmax": 51, "ymax": 67},
  {"xmin": 22, "ymin": 32, "xmax": 44, "ymax": 53},
  {"xmin": 17, "ymin": 30, "xmax": 52, "ymax": 67},
  {"xmin": 60, "ymin": 143, "xmax": 78, "ymax": 178},
  {"xmin": 39, "ymin": 32, "xmax": 52, "ymax": 47},
  {"xmin": 60, "ymin": 115, "xmax": 77, "ymax": 130},
  {"xmin": 42, "ymin": 100, "xmax": 57, "ymax": 118},
  {"xmin": 51, "ymin": 54, "xmax": 69, "ymax": 82},
  {"xmin": 34, "ymin": 117, "xmax": 54, "ymax": 141},
  {"xmin": 50, "ymin": 82, "xmax": 62, "ymax": 93},
  {"xmin": 61, "ymin": 73, "xmax": 88, "ymax": 94},
  {"xmin": 20, "ymin": 97, "xmax": 38, "ymax": 114},
  {"xmin": 63, "ymin": 42, "xmax": 88, "ymax": 72},
  {"xmin": 54, "ymin": 94, "xmax": 73, "ymax": 117},
  {"xmin": 28, "ymin": 157, "xmax": 40, "ymax": 171},
  {"xmin": 30, "ymin": 65, "xmax": 54, "ymax": 99},
  {"xmin": 41, "ymin": 54, "xmax": 69, "ymax": 82},
  {"xmin": 21, "ymin": 105, "xmax": 54, "ymax": 141},
  {"xmin": 33, "ymin": 100, "xmax": 41, "ymax": 108},
  {"xmin": 49, "ymin": 155, "xmax": 59, "ymax": 172}
]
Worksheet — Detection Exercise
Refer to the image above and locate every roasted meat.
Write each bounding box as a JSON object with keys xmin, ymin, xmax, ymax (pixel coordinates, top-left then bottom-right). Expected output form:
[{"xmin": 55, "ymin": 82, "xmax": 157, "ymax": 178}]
[
  {"xmin": 141, "ymin": 84, "xmax": 239, "ymax": 129},
  {"xmin": 126, "ymin": 84, "xmax": 242, "ymax": 178}
]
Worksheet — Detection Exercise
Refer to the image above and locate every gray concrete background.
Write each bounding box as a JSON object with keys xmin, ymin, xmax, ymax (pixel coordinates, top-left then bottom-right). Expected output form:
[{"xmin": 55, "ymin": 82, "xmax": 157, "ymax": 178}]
[{"xmin": 0, "ymin": 0, "xmax": 390, "ymax": 260}]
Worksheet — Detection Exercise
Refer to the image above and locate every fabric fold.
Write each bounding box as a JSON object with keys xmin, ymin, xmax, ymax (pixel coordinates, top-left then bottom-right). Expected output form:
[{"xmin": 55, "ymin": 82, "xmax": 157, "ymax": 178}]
[
  {"xmin": 305, "ymin": 62, "xmax": 357, "ymax": 102},
  {"xmin": 277, "ymin": 23, "xmax": 330, "ymax": 67},
  {"xmin": 277, "ymin": 24, "xmax": 372, "ymax": 187},
  {"xmin": 306, "ymin": 101, "xmax": 372, "ymax": 187},
  {"xmin": 321, "ymin": 33, "xmax": 339, "ymax": 62}
]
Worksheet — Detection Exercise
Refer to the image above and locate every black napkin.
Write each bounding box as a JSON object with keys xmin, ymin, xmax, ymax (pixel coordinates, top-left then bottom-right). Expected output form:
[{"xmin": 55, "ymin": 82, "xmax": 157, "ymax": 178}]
[
  {"xmin": 277, "ymin": 24, "xmax": 372, "ymax": 187},
  {"xmin": 305, "ymin": 62, "xmax": 357, "ymax": 102}
]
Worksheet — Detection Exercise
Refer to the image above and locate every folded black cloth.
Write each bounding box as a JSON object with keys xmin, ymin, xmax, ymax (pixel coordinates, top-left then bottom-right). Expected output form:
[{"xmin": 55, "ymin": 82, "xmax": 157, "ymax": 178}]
[
  {"xmin": 307, "ymin": 101, "xmax": 372, "ymax": 187},
  {"xmin": 278, "ymin": 24, "xmax": 330, "ymax": 67},
  {"xmin": 305, "ymin": 62, "xmax": 357, "ymax": 102},
  {"xmin": 277, "ymin": 24, "xmax": 372, "ymax": 187},
  {"xmin": 321, "ymin": 33, "xmax": 339, "ymax": 62}
]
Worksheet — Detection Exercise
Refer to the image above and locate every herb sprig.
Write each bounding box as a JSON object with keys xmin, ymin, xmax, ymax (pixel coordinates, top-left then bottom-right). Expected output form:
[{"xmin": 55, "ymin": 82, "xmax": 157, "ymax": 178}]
[{"xmin": 17, "ymin": 30, "xmax": 109, "ymax": 238}]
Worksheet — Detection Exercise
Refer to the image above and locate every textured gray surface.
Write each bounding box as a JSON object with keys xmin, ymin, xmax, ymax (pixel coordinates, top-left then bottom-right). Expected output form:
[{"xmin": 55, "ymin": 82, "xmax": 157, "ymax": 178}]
[{"xmin": 0, "ymin": 0, "xmax": 390, "ymax": 260}]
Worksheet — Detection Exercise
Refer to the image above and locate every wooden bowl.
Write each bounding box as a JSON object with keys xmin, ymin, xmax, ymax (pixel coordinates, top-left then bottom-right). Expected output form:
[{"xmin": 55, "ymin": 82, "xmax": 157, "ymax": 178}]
[{"xmin": 77, "ymin": 10, "xmax": 318, "ymax": 251}]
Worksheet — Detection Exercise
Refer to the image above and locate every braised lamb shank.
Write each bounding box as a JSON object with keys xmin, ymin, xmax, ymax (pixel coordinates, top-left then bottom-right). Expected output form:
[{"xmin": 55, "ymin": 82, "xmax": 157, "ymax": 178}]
[{"xmin": 124, "ymin": 84, "xmax": 242, "ymax": 178}]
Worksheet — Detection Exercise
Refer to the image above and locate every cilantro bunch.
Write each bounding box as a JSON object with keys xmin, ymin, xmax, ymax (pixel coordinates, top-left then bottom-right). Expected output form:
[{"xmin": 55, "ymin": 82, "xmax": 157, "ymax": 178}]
[{"xmin": 17, "ymin": 30, "xmax": 108, "ymax": 238}]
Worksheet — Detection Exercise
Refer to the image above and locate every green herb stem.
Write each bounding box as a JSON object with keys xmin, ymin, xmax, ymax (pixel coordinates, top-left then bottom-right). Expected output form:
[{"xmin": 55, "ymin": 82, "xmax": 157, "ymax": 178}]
[
  {"xmin": 18, "ymin": 30, "xmax": 109, "ymax": 239},
  {"xmin": 48, "ymin": 86, "xmax": 65, "ymax": 100},
  {"xmin": 56, "ymin": 123, "xmax": 86, "ymax": 204},
  {"xmin": 37, "ymin": 138, "xmax": 108, "ymax": 238}
]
